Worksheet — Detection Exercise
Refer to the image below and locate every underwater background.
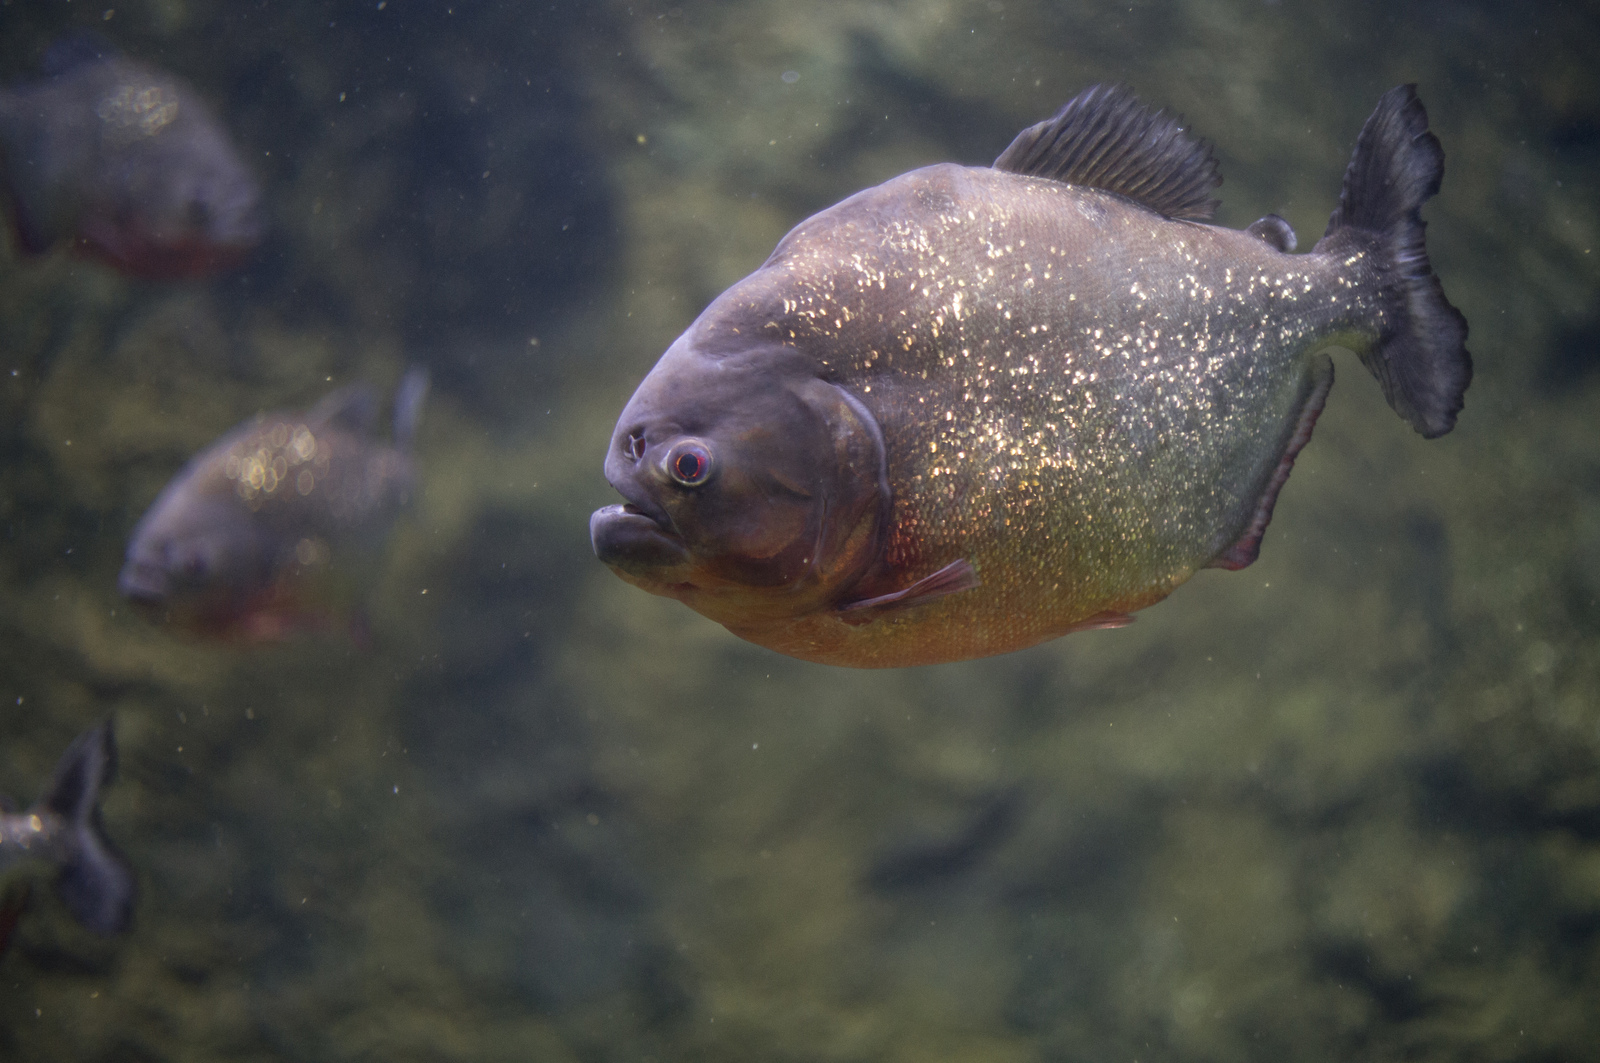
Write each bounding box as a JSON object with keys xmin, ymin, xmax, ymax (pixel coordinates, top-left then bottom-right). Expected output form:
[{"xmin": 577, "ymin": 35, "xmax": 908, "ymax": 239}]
[{"xmin": 2, "ymin": 0, "xmax": 1598, "ymax": 1059}]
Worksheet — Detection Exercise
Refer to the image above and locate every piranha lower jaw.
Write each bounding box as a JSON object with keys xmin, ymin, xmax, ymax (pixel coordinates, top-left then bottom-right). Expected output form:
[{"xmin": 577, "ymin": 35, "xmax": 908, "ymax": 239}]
[
  {"xmin": 590, "ymin": 503, "xmax": 695, "ymax": 580},
  {"xmin": 594, "ymin": 495, "xmax": 886, "ymax": 630}
]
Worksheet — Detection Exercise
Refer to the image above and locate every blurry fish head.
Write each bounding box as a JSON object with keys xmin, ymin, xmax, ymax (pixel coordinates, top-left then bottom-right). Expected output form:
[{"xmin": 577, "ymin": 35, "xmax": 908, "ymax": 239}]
[
  {"xmin": 147, "ymin": 131, "xmax": 264, "ymax": 255},
  {"xmin": 118, "ymin": 485, "xmax": 277, "ymax": 629},
  {"xmin": 83, "ymin": 132, "xmax": 263, "ymax": 276},
  {"xmin": 78, "ymin": 64, "xmax": 265, "ymax": 276},
  {"xmin": 593, "ymin": 330, "xmax": 888, "ymax": 623}
]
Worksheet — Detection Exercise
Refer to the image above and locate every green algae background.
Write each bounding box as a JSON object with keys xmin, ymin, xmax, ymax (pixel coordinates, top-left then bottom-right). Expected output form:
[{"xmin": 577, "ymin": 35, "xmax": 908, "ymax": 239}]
[{"xmin": 2, "ymin": 0, "xmax": 1599, "ymax": 1060}]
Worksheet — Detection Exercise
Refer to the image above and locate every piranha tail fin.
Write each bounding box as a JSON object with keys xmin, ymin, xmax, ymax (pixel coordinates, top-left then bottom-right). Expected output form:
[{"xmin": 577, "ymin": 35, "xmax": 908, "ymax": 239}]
[
  {"xmin": 38, "ymin": 721, "xmax": 136, "ymax": 936},
  {"xmin": 1314, "ymin": 85, "xmax": 1471, "ymax": 439}
]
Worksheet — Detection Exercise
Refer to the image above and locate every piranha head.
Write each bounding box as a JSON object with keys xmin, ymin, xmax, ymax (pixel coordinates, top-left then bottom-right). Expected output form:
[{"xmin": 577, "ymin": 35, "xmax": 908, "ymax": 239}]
[
  {"xmin": 118, "ymin": 488, "xmax": 277, "ymax": 631},
  {"xmin": 591, "ymin": 333, "xmax": 889, "ymax": 625},
  {"xmin": 157, "ymin": 147, "xmax": 265, "ymax": 259},
  {"xmin": 81, "ymin": 94, "xmax": 265, "ymax": 278}
]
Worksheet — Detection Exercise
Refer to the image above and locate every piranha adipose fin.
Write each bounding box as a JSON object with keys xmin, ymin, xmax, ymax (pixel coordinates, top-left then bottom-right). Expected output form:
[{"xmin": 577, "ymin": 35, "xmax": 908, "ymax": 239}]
[
  {"xmin": 1314, "ymin": 84, "xmax": 1471, "ymax": 439},
  {"xmin": 1247, "ymin": 213, "xmax": 1297, "ymax": 252}
]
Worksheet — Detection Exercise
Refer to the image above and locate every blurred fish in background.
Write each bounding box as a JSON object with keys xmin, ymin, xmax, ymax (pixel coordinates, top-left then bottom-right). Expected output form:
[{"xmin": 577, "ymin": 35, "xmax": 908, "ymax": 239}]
[
  {"xmin": 0, "ymin": 34, "xmax": 263, "ymax": 278},
  {"xmin": 0, "ymin": 721, "xmax": 135, "ymax": 955},
  {"xmin": 119, "ymin": 369, "xmax": 429, "ymax": 642}
]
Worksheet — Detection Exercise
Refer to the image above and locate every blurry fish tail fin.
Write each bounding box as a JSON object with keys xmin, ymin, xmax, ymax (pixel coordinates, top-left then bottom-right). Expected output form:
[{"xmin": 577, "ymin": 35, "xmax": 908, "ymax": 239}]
[
  {"xmin": 392, "ymin": 366, "xmax": 430, "ymax": 450},
  {"xmin": 37, "ymin": 721, "xmax": 135, "ymax": 936},
  {"xmin": 1314, "ymin": 84, "xmax": 1470, "ymax": 439}
]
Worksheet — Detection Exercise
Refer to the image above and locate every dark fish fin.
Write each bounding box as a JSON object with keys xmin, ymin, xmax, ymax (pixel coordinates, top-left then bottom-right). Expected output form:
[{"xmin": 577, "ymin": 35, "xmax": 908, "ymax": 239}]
[
  {"xmin": 1208, "ymin": 354, "xmax": 1334, "ymax": 571},
  {"xmin": 40, "ymin": 32, "xmax": 117, "ymax": 77},
  {"xmin": 3, "ymin": 174, "xmax": 60, "ymax": 256},
  {"xmin": 39, "ymin": 721, "xmax": 136, "ymax": 936},
  {"xmin": 1313, "ymin": 85, "xmax": 1470, "ymax": 438},
  {"xmin": 838, "ymin": 559, "xmax": 980, "ymax": 615},
  {"xmin": 0, "ymin": 880, "xmax": 33, "ymax": 959},
  {"xmin": 1062, "ymin": 611, "xmax": 1134, "ymax": 633},
  {"xmin": 993, "ymin": 84, "xmax": 1221, "ymax": 220},
  {"xmin": 1246, "ymin": 213, "xmax": 1297, "ymax": 252},
  {"xmin": 307, "ymin": 382, "xmax": 381, "ymax": 434},
  {"xmin": 391, "ymin": 367, "xmax": 430, "ymax": 449},
  {"xmin": 0, "ymin": 95, "xmax": 65, "ymax": 255}
]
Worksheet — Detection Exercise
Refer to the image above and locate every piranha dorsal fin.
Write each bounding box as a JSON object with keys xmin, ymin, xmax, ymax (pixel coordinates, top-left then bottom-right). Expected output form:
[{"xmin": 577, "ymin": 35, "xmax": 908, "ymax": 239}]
[
  {"xmin": 306, "ymin": 383, "xmax": 381, "ymax": 434},
  {"xmin": 838, "ymin": 559, "xmax": 980, "ymax": 616},
  {"xmin": 993, "ymin": 84, "xmax": 1221, "ymax": 221},
  {"xmin": 391, "ymin": 367, "xmax": 430, "ymax": 449},
  {"xmin": 1247, "ymin": 213, "xmax": 1297, "ymax": 252}
]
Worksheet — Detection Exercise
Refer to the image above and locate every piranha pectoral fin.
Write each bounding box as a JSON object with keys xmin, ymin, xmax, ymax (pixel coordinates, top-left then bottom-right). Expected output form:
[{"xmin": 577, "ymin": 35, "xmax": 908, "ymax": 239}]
[
  {"xmin": 1208, "ymin": 354, "xmax": 1335, "ymax": 571},
  {"xmin": 837, "ymin": 559, "xmax": 980, "ymax": 619}
]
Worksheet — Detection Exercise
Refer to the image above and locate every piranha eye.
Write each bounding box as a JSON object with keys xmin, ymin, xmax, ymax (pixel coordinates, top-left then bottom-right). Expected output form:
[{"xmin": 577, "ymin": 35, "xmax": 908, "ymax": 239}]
[{"xmin": 666, "ymin": 440, "xmax": 714, "ymax": 487}]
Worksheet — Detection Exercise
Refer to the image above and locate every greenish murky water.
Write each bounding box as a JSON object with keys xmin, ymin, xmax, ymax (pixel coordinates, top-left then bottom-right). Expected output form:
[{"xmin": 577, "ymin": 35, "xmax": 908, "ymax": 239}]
[{"xmin": 2, "ymin": 1, "xmax": 1598, "ymax": 1059}]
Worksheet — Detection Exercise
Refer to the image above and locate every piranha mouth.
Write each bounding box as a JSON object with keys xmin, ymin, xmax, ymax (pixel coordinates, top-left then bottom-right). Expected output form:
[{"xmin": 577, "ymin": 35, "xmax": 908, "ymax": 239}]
[
  {"xmin": 117, "ymin": 560, "xmax": 171, "ymax": 605},
  {"xmin": 590, "ymin": 502, "xmax": 692, "ymax": 576}
]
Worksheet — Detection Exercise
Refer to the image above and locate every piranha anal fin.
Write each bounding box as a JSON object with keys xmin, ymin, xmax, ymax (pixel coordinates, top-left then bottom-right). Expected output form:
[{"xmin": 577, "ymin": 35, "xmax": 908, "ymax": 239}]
[
  {"xmin": 993, "ymin": 84, "xmax": 1221, "ymax": 221},
  {"xmin": 1060, "ymin": 611, "xmax": 1135, "ymax": 634},
  {"xmin": 1315, "ymin": 85, "xmax": 1470, "ymax": 438},
  {"xmin": 839, "ymin": 559, "xmax": 980, "ymax": 616},
  {"xmin": 1246, "ymin": 213, "xmax": 1297, "ymax": 252},
  {"xmin": 1208, "ymin": 354, "xmax": 1335, "ymax": 571}
]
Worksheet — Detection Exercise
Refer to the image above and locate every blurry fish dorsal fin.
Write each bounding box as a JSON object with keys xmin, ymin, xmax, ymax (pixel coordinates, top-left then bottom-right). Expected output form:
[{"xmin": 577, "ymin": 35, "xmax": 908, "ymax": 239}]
[
  {"xmin": 993, "ymin": 84, "xmax": 1222, "ymax": 221},
  {"xmin": 1247, "ymin": 213, "xmax": 1298, "ymax": 252},
  {"xmin": 306, "ymin": 382, "xmax": 381, "ymax": 433},
  {"xmin": 40, "ymin": 32, "xmax": 117, "ymax": 78},
  {"xmin": 390, "ymin": 367, "xmax": 430, "ymax": 449}
]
